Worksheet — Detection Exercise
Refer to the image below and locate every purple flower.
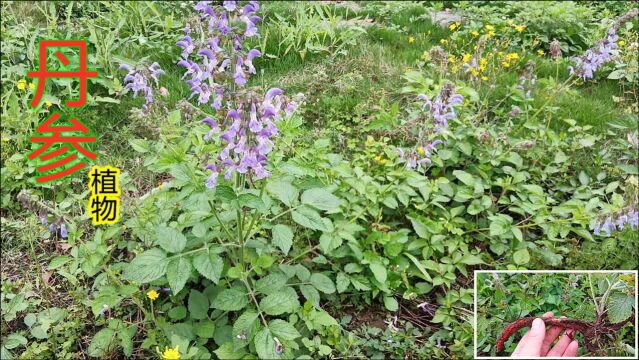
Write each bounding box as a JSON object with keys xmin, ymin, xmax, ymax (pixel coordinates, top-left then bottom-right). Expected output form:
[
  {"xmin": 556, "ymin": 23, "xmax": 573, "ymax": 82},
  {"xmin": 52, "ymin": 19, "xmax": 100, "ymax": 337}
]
[
  {"xmin": 60, "ymin": 223, "xmax": 68, "ymax": 239},
  {"xmin": 570, "ymin": 28, "xmax": 619, "ymax": 80},
  {"xmin": 121, "ymin": 62, "xmax": 164, "ymax": 108},
  {"xmin": 383, "ymin": 314, "xmax": 400, "ymax": 332},
  {"xmin": 49, "ymin": 224, "xmax": 57, "ymax": 233},
  {"xmin": 602, "ymin": 217, "xmax": 616, "ymax": 236}
]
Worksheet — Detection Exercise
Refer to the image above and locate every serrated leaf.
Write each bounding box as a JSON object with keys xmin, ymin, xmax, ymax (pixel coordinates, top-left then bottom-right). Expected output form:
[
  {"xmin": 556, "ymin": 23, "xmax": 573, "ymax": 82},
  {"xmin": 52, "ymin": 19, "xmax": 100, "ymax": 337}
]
[
  {"xmin": 87, "ymin": 328, "xmax": 115, "ymax": 357},
  {"xmin": 272, "ymin": 224, "xmax": 293, "ymax": 255},
  {"xmin": 269, "ymin": 319, "xmax": 301, "ymax": 341},
  {"xmin": 192, "ymin": 251, "xmax": 223, "ymax": 284},
  {"xmin": 167, "ymin": 257, "xmax": 191, "ymax": 295},
  {"xmin": 292, "ymin": 206, "xmax": 329, "ymax": 231},
  {"xmin": 300, "ymin": 284, "xmax": 320, "ymax": 308},
  {"xmin": 266, "ymin": 180, "xmax": 298, "ymax": 207},
  {"xmin": 607, "ymin": 292, "xmax": 634, "ymax": 323},
  {"xmin": 259, "ymin": 287, "xmax": 300, "ymax": 315},
  {"xmin": 513, "ymin": 249, "xmax": 530, "ymax": 265},
  {"xmin": 212, "ymin": 287, "xmax": 249, "ymax": 311},
  {"xmin": 254, "ymin": 328, "xmax": 279, "ymax": 359},
  {"xmin": 310, "ymin": 273, "xmax": 335, "ymax": 294},
  {"xmin": 233, "ymin": 310, "xmax": 259, "ymax": 350},
  {"xmin": 156, "ymin": 225, "xmax": 187, "ymax": 253},
  {"xmin": 336, "ymin": 273, "xmax": 350, "ymax": 293},
  {"xmin": 301, "ymin": 188, "xmax": 342, "ymax": 212},
  {"xmin": 256, "ymin": 273, "xmax": 287, "ymax": 295},
  {"xmin": 123, "ymin": 248, "xmax": 168, "ymax": 283}
]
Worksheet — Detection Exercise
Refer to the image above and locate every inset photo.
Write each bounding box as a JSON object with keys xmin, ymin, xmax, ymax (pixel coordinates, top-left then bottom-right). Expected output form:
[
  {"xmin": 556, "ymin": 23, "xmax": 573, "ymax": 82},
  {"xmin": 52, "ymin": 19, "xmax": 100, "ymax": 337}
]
[{"xmin": 475, "ymin": 271, "xmax": 638, "ymax": 358}]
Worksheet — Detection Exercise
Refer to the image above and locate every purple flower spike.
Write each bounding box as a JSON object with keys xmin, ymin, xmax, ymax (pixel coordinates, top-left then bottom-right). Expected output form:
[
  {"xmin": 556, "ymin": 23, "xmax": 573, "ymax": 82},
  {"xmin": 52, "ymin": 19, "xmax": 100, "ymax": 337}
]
[{"xmin": 60, "ymin": 223, "xmax": 68, "ymax": 239}]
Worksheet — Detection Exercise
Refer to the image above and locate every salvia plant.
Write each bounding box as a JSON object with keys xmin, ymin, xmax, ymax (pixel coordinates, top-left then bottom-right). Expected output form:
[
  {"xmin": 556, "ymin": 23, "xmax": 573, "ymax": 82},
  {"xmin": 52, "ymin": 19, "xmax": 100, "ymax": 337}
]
[{"xmin": 119, "ymin": 62, "xmax": 165, "ymax": 108}]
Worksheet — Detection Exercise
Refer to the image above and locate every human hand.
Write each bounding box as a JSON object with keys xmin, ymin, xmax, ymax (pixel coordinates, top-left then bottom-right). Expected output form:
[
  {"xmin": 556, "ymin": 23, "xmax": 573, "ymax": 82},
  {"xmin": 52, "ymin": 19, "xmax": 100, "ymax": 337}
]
[{"xmin": 511, "ymin": 312, "xmax": 579, "ymax": 357}]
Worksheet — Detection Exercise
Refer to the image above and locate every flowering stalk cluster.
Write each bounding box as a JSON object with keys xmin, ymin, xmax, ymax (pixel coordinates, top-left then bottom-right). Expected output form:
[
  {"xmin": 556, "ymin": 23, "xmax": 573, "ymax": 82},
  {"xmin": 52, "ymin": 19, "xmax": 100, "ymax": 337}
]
[
  {"xmin": 516, "ymin": 60, "xmax": 537, "ymax": 98},
  {"xmin": 119, "ymin": 62, "xmax": 165, "ymax": 108},
  {"xmin": 178, "ymin": 1, "xmax": 303, "ymax": 188},
  {"xmin": 569, "ymin": 28, "xmax": 619, "ymax": 80},
  {"xmin": 592, "ymin": 208, "xmax": 638, "ymax": 237},
  {"xmin": 398, "ymin": 82, "xmax": 462, "ymax": 170}
]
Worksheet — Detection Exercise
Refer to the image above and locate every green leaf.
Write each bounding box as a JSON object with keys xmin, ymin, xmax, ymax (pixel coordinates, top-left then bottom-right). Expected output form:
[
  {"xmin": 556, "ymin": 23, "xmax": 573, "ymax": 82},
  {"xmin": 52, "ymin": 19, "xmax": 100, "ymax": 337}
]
[
  {"xmin": 489, "ymin": 215, "xmax": 513, "ymax": 237},
  {"xmin": 256, "ymin": 273, "xmax": 287, "ymax": 295},
  {"xmin": 259, "ymin": 287, "xmax": 300, "ymax": 315},
  {"xmin": 188, "ymin": 289, "xmax": 209, "ymax": 320},
  {"xmin": 453, "ymin": 170, "xmax": 474, "ymax": 186},
  {"xmin": 269, "ymin": 319, "xmax": 301, "ymax": 341},
  {"xmin": 459, "ymin": 254, "xmax": 485, "ymax": 265},
  {"xmin": 233, "ymin": 310, "xmax": 259, "ymax": 349},
  {"xmin": 124, "ymin": 248, "xmax": 168, "ymax": 284},
  {"xmin": 212, "ymin": 287, "xmax": 249, "ymax": 311},
  {"xmin": 405, "ymin": 253, "xmax": 433, "ymax": 282},
  {"xmin": 87, "ymin": 328, "xmax": 115, "ymax": 357},
  {"xmin": 156, "ymin": 225, "xmax": 187, "ymax": 253},
  {"xmin": 167, "ymin": 257, "xmax": 192, "ymax": 295},
  {"xmin": 300, "ymin": 284, "xmax": 320, "ymax": 308},
  {"xmin": 336, "ymin": 273, "xmax": 350, "ymax": 293},
  {"xmin": 2, "ymin": 334, "xmax": 27, "ymax": 350},
  {"xmin": 48, "ymin": 256, "xmax": 72, "ymax": 270},
  {"xmin": 369, "ymin": 263, "xmax": 387, "ymax": 284},
  {"xmin": 513, "ymin": 249, "xmax": 530, "ymax": 265},
  {"xmin": 301, "ymin": 188, "xmax": 342, "ymax": 212},
  {"xmin": 214, "ymin": 342, "xmax": 247, "ymax": 359},
  {"xmin": 192, "ymin": 251, "xmax": 223, "ymax": 284},
  {"xmin": 238, "ymin": 193, "xmax": 265, "ymax": 209},
  {"xmin": 407, "ymin": 215, "xmax": 429, "ymax": 238},
  {"xmin": 292, "ymin": 206, "xmax": 329, "ymax": 232},
  {"xmin": 310, "ymin": 273, "xmax": 335, "ymax": 294},
  {"xmin": 272, "ymin": 224, "xmax": 293, "ymax": 255},
  {"xmin": 266, "ymin": 180, "xmax": 298, "ymax": 207},
  {"xmin": 607, "ymin": 292, "xmax": 634, "ymax": 323},
  {"xmin": 383, "ymin": 296, "xmax": 398, "ymax": 311},
  {"xmin": 254, "ymin": 328, "xmax": 280, "ymax": 359}
]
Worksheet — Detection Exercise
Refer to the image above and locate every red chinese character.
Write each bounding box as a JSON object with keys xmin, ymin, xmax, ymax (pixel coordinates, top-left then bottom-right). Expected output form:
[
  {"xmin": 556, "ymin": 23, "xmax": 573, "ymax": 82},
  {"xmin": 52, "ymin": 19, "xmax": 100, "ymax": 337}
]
[
  {"xmin": 28, "ymin": 112, "xmax": 97, "ymax": 183},
  {"xmin": 27, "ymin": 40, "xmax": 98, "ymax": 108}
]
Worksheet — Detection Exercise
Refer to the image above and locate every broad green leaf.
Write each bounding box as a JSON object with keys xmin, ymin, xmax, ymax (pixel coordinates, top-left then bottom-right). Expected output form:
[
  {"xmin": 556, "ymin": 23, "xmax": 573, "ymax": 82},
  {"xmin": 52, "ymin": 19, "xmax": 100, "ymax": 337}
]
[
  {"xmin": 259, "ymin": 287, "xmax": 300, "ymax": 315},
  {"xmin": 336, "ymin": 273, "xmax": 350, "ymax": 293},
  {"xmin": 256, "ymin": 273, "xmax": 287, "ymax": 295},
  {"xmin": 188, "ymin": 289, "xmax": 209, "ymax": 320},
  {"xmin": 266, "ymin": 180, "xmax": 298, "ymax": 207},
  {"xmin": 301, "ymin": 188, "xmax": 342, "ymax": 212},
  {"xmin": 513, "ymin": 249, "xmax": 530, "ymax": 265},
  {"xmin": 269, "ymin": 319, "xmax": 301, "ymax": 341},
  {"xmin": 214, "ymin": 342, "xmax": 247, "ymax": 360},
  {"xmin": 489, "ymin": 215, "xmax": 513, "ymax": 237},
  {"xmin": 272, "ymin": 224, "xmax": 293, "ymax": 255},
  {"xmin": 124, "ymin": 248, "xmax": 168, "ymax": 283},
  {"xmin": 310, "ymin": 273, "xmax": 335, "ymax": 294},
  {"xmin": 369, "ymin": 263, "xmax": 387, "ymax": 284},
  {"xmin": 167, "ymin": 257, "xmax": 192, "ymax": 295},
  {"xmin": 300, "ymin": 284, "xmax": 320, "ymax": 308},
  {"xmin": 233, "ymin": 310, "xmax": 259, "ymax": 349},
  {"xmin": 156, "ymin": 225, "xmax": 187, "ymax": 253},
  {"xmin": 87, "ymin": 328, "xmax": 115, "ymax": 357},
  {"xmin": 607, "ymin": 293, "xmax": 634, "ymax": 323},
  {"xmin": 319, "ymin": 232, "xmax": 342, "ymax": 253},
  {"xmin": 254, "ymin": 328, "xmax": 280, "ymax": 359},
  {"xmin": 453, "ymin": 170, "xmax": 474, "ymax": 186},
  {"xmin": 212, "ymin": 287, "xmax": 249, "ymax": 311},
  {"xmin": 383, "ymin": 296, "xmax": 398, "ymax": 311},
  {"xmin": 405, "ymin": 253, "xmax": 433, "ymax": 282},
  {"xmin": 292, "ymin": 206, "xmax": 329, "ymax": 232},
  {"xmin": 192, "ymin": 251, "xmax": 223, "ymax": 284},
  {"xmin": 459, "ymin": 254, "xmax": 484, "ymax": 265}
]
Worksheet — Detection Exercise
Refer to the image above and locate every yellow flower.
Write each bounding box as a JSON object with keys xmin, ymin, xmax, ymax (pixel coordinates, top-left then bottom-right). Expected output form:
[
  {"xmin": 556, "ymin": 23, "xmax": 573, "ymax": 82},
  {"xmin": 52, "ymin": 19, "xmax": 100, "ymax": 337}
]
[
  {"xmin": 462, "ymin": 53, "xmax": 472, "ymax": 63},
  {"xmin": 17, "ymin": 80, "xmax": 26, "ymax": 90},
  {"xmin": 158, "ymin": 183, "xmax": 164, "ymax": 190},
  {"xmin": 147, "ymin": 290, "xmax": 159, "ymax": 300},
  {"xmin": 485, "ymin": 25, "xmax": 494, "ymax": 31},
  {"xmin": 497, "ymin": 51, "xmax": 504, "ymax": 57},
  {"xmin": 537, "ymin": 49, "xmax": 545, "ymax": 56},
  {"xmin": 28, "ymin": 82, "xmax": 35, "ymax": 90},
  {"xmin": 374, "ymin": 155, "xmax": 382, "ymax": 162},
  {"xmin": 471, "ymin": 31, "xmax": 479, "ymax": 37},
  {"xmin": 501, "ymin": 61, "xmax": 510, "ymax": 68},
  {"xmin": 162, "ymin": 345, "xmax": 180, "ymax": 360},
  {"xmin": 481, "ymin": 76, "xmax": 489, "ymax": 81},
  {"xmin": 417, "ymin": 147, "xmax": 425, "ymax": 155},
  {"xmin": 514, "ymin": 25, "xmax": 526, "ymax": 32},
  {"xmin": 409, "ymin": 36, "xmax": 415, "ymax": 43},
  {"xmin": 505, "ymin": 53, "xmax": 519, "ymax": 61},
  {"xmin": 507, "ymin": 20, "xmax": 514, "ymax": 26},
  {"xmin": 448, "ymin": 55, "xmax": 457, "ymax": 63},
  {"xmin": 2, "ymin": 137, "xmax": 9, "ymax": 142},
  {"xmin": 440, "ymin": 39, "xmax": 448, "ymax": 45},
  {"xmin": 618, "ymin": 40, "xmax": 625, "ymax": 47},
  {"xmin": 380, "ymin": 159, "xmax": 388, "ymax": 165},
  {"xmin": 449, "ymin": 23, "xmax": 457, "ymax": 31},
  {"xmin": 487, "ymin": 30, "xmax": 495, "ymax": 38},
  {"xmin": 45, "ymin": 100, "xmax": 53, "ymax": 107}
]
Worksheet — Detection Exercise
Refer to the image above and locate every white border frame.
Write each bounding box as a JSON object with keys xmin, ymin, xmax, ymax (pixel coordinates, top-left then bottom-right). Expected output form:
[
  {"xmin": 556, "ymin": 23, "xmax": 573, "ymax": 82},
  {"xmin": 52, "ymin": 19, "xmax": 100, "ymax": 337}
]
[{"xmin": 474, "ymin": 270, "xmax": 639, "ymax": 359}]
